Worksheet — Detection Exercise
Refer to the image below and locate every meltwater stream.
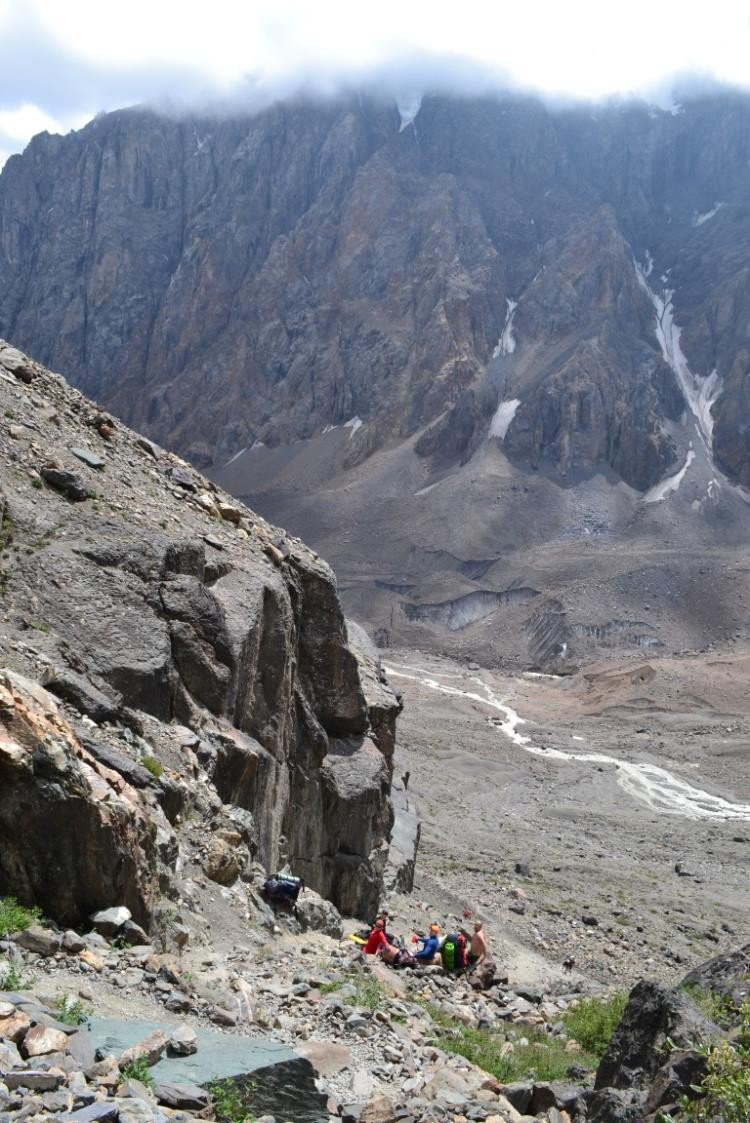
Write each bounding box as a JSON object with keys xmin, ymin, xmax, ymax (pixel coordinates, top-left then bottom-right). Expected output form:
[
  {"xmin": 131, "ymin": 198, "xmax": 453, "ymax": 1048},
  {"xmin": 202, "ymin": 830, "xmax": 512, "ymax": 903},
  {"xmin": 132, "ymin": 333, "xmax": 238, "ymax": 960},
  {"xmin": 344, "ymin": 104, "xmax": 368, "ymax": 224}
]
[{"xmin": 386, "ymin": 664, "xmax": 750, "ymax": 822}]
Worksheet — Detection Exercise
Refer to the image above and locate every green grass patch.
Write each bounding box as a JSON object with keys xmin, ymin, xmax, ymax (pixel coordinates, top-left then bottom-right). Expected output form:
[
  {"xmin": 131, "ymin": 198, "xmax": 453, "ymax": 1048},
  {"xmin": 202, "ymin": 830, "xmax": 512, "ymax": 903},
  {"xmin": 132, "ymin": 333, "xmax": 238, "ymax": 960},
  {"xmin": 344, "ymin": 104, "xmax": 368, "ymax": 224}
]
[
  {"xmin": 121, "ymin": 1056, "xmax": 155, "ymax": 1088},
  {"xmin": 561, "ymin": 993, "xmax": 627, "ymax": 1056},
  {"xmin": 425, "ymin": 1004, "xmax": 597, "ymax": 1083},
  {"xmin": 681, "ymin": 984, "xmax": 738, "ymax": 1028},
  {"xmin": 345, "ymin": 975, "xmax": 385, "ymax": 1011},
  {"xmin": 0, "ymin": 897, "xmax": 42, "ymax": 938},
  {"xmin": 142, "ymin": 755, "xmax": 163, "ymax": 779},
  {"xmin": 319, "ymin": 980, "xmax": 345, "ymax": 996}
]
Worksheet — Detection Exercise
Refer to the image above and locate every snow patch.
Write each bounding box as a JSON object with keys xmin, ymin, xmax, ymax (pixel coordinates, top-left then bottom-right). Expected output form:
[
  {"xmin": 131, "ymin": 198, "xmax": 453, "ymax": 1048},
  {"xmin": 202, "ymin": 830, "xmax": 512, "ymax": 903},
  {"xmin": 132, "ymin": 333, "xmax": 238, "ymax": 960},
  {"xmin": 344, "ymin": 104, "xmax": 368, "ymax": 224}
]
[
  {"xmin": 643, "ymin": 250, "xmax": 654, "ymax": 277},
  {"xmin": 634, "ymin": 261, "xmax": 723, "ymax": 455},
  {"xmin": 250, "ymin": 439, "xmax": 265, "ymax": 451},
  {"xmin": 344, "ymin": 416, "xmax": 363, "ymax": 438},
  {"xmin": 397, "ymin": 94, "xmax": 422, "ymax": 132},
  {"xmin": 489, "ymin": 399, "xmax": 521, "ymax": 440},
  {"xmin": 644, "ymin": 450, "xmax": 695, "ymax": 503},
  {"xmin": 223, "ymin": 446, "xmax": 247, "ymax": 467},
  {"xmin": 693, "ymin": 202, "xmax": 724, "ymax": 227},
  {"xmin": 493, "ymin": 298, "xmax": 518, "ymax": 358},
  {"xmin": 322, "ymin": 424, "xmax": 339, "ymax": 434}
]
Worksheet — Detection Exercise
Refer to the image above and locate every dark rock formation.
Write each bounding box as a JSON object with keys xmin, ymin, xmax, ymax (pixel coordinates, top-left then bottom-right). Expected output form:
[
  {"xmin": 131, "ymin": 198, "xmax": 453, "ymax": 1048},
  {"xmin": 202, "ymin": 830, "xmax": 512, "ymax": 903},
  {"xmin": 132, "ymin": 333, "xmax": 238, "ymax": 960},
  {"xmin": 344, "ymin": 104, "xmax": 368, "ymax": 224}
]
[
  {"xmin": 681, "ymin": 941, "xmax": 750, "ymax": 1007},
  {"xmin": 595, "ymin": 979, "xmax": 720, "ymax": 1091},
  {"xmin": 0, "ymin": 342, "xmax": 402, "ymax": 922}
]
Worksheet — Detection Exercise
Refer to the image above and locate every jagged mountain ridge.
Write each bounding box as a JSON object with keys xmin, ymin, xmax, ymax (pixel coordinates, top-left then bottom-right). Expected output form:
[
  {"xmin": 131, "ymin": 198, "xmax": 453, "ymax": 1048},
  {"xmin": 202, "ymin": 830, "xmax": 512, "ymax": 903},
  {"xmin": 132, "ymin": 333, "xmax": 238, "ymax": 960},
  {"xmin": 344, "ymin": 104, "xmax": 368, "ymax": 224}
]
[{"xmin": 3, "ymin": 91, "xmax": 750, "ymax": 662}]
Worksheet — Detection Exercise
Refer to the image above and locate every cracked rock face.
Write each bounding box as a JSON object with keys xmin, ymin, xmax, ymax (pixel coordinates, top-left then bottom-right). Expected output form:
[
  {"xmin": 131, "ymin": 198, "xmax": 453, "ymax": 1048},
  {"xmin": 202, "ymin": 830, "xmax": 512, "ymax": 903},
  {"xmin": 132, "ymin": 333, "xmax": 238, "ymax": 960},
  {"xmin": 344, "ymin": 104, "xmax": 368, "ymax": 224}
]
[{"xmin": 0, "ymin": 343, "xmax": 402, "ymax": 921}]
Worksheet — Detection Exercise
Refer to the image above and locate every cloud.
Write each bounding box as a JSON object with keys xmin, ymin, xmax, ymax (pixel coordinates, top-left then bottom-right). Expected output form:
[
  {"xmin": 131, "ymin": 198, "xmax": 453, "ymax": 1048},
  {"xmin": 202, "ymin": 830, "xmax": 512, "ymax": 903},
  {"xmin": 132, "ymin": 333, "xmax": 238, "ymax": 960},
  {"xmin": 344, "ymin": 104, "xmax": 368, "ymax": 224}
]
[{"xmin": 2, "ymin": 0, "xmax": 750, "ymax": 166}]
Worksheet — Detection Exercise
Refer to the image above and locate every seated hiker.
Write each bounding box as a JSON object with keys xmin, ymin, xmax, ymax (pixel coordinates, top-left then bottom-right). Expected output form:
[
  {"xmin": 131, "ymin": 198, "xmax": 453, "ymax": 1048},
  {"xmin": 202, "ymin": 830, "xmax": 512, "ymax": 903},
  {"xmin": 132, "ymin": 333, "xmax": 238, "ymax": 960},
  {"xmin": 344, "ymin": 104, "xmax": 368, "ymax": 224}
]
[
  {"xmin": 364, "ymin": 917, "xmax": 389, "ymax": 955},
  {"xmin": 379, "ymin": 943, "xmax": 416, "ymax": 968},
  {"xmin": 467, "ymin": 920, "xmax": 488, "ymax": 969},
  {"xmin": 413, "ymin": 923, "xmax": 442, "ymax": 963}
]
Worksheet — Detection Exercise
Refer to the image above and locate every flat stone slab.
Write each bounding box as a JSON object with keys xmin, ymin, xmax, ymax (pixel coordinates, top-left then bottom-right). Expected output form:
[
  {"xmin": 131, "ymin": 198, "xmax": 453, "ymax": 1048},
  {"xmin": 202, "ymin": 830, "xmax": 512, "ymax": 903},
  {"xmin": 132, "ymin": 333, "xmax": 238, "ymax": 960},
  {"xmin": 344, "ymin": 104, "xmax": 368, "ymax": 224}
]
[
  {"xmin": 71, "ymin": 447, "xmax": 106, "ymax": 469},
  {"xmin": 297, "ymin": 1039, "xmax": 352, "ymax": 1076}
]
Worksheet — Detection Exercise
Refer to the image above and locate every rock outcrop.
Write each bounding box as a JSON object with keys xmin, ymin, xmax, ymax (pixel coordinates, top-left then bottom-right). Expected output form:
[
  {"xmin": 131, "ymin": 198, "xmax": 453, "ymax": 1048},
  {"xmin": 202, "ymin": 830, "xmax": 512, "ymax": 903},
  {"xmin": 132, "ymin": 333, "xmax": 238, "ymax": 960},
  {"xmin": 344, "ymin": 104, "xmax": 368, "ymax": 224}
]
[{"xmin": 0, "ymin": 342, "xmax": 401, "ymax": 922}]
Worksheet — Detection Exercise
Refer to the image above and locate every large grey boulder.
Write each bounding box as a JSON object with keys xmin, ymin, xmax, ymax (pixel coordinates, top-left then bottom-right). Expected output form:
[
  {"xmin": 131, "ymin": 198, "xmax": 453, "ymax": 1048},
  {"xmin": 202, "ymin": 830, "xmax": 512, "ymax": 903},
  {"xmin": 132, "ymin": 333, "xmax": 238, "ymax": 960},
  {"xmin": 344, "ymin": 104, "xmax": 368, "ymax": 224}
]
[
  {"xmin": 681, "ymin": 941, "xmax": 750, "ymax": 1007},
  {"xmin": 295, "ymin": 890, "xmax": 344, "ymax": 938}
]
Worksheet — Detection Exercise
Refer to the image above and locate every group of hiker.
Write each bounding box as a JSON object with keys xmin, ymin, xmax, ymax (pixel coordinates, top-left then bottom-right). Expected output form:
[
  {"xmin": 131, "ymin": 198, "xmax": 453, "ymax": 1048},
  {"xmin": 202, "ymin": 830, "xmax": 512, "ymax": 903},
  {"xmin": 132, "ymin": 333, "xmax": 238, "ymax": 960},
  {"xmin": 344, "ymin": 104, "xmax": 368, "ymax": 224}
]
[{"xmin": 360, "ymin": 913, "xmax": 489, "ymax": 974}]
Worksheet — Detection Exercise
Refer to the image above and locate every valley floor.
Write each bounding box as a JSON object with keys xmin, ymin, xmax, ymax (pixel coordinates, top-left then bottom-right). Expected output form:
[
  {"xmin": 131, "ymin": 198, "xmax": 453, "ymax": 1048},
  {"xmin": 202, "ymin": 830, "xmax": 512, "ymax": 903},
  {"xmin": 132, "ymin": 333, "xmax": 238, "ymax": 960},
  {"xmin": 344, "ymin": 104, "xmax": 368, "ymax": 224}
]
[{"xmin": 384, "ymin": 646, "xmax": 750, "ymax": 989}]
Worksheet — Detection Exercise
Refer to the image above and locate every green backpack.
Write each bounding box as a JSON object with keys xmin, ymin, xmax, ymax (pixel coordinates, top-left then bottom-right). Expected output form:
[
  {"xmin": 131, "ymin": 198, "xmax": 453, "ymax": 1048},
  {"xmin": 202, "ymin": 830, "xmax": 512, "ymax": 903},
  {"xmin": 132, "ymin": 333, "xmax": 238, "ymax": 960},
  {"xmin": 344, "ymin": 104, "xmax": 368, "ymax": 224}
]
[{"xmin": 441, "ymin": 938, "xmax": 456, "ymax": 971}]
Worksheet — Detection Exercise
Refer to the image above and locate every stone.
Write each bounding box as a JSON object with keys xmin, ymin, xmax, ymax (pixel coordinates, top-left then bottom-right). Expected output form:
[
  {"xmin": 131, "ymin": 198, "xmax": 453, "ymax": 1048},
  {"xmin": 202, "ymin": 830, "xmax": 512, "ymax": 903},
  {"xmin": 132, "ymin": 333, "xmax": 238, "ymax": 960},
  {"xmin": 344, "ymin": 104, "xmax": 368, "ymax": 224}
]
[
  {"xmin": 681, "ymin": 941, "xmax": 750, "ymax": 1006},
  {"xmin": 79, "ymin": 949, "xmax": 105, "ymax": 972},
  {"xmin": 297, "ymin": 1039, "xmax": 351, "ymax": 1076},
  {"xmin": 118, "ymin": 1030, "xmax": 168, "ymax": 1069},
  {"xmin": 41, "ymin": 465, "xmax": 92, "ymax": 500},
  {"xmin": 136, "ymin": 437, "xmax": 160, "ymax": 460},
  {"xmin": 90, "ymin": 906, "xmax": 132, "ymax": 936},
  {"xmin": 0, "ymin": 1009, "xmax": 31, "ymax": 1043},
  {"xmin": 71, "ymin": 447, "xmax": 106, "ymax": 470},
  {"xmin": 62, "ymin": 931, "xmax": 87, "ymax": 954},
  {"xmin": 469, "ymin": 957, "xmax": 497, "ymax": 991},
  {"xmin": 360, "ymin": 1095, "xmax": 396, "ymax": 1123},
  {"xmin": 295, "ymin": 891, "xmax": 344, "ymax": 939},
  {"xmin": 120, "ymin": 920, "xmax": 150, "ymax": 946},
  {"xmin": 14, "ymin": 925, "xmax": 61, "ymax": 955},
  {"xmin": 0, "ymin": 346, "xmax": 33, "ymax": 383},
  {"xmin": 41, "ymin": 669, "xmax": 121, "ymax": 723},
  {"xmin": 643, "ymin": 1049, "xmax": 708, "ymax": 1114},
  {"xmin": 22, "ymin": 1024, "xmax": 70, "ymax": 1056},
  {"xmin": 154, "ymin": 1081, "xmax": 210, "ymax": 1110},
  {"xmin": 168, "ymin": 466, "xmax": 196, "ymax": 492},
  {"xmin": 57, "ymin": 1104, "xmax": 121, "ymax": 1122},
  {"xmin": 203, "ymin": 832, "xmax": 244, "ymax": 885},
  {"xmin": 167, "ymin": 1026, "xmax": 197, "ymax": 1056},
  {"xmin": 217, "ymin": 501, "xmax": 243, "ymax": 524},
  {"xmin": 209, "ymin": 1007, "xmax": 237, "ymax": 1027},
  {"xmin": 4, "ymin": 1069, "xmax": 62, "ymax": 1091}
]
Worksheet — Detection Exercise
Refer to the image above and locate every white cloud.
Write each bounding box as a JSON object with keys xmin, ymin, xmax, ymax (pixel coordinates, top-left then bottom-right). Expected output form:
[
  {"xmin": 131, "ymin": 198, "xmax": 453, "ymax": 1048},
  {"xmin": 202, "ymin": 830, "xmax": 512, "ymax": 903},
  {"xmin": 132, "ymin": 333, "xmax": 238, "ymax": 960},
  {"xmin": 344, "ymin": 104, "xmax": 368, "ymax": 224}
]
[{"xmin": 1, "ymin": 0, "xmax": 750, "ymax": 165}]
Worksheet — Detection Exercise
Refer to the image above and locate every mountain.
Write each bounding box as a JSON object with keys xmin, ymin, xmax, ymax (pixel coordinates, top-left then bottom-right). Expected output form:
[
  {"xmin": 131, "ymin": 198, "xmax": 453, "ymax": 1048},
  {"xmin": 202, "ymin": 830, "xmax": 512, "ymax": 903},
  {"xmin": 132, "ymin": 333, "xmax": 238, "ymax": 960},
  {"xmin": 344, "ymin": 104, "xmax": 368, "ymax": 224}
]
[
  {"xmin": 3, "ymin": 90, "xmax": 750, "ymax": 665},
  {"xmin": 0, "ymin": 340, "xmax": 403, "ymax": 922}
]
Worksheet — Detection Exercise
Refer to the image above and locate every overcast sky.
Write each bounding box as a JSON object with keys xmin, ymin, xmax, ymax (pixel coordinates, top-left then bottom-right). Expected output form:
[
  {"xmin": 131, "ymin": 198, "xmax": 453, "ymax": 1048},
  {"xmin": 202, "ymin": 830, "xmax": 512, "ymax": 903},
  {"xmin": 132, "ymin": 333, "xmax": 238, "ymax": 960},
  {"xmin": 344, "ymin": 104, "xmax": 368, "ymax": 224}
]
[{"xmin": 2, "ymin": 0, "xmax": 750, "ymax": 167}]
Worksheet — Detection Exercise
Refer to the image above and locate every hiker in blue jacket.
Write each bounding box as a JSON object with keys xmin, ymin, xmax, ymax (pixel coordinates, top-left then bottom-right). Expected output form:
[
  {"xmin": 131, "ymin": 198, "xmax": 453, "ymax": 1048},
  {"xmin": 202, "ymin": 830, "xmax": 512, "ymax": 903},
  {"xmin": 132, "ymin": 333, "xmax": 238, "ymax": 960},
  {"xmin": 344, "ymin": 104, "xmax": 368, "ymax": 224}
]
[{"xmin": 414, "ymin": 923, "xmax": 441, "ymax": 963}]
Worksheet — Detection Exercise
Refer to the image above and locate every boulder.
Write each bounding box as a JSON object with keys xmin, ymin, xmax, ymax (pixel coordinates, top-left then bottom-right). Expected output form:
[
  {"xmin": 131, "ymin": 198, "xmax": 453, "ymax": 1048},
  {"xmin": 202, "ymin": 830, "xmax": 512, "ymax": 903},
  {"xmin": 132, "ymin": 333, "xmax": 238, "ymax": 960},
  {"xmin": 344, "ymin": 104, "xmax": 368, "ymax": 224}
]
[
  {"xmin": 203, "ymin": 831, "xmax": 245, "ymax": 885},
  {"xmin": 0, "ymin": 1008, "xmax": 31, "ymax": 1043},
  {"xmin": 0, "ymin": 670, "xmax": 158, "ymax": 928},
  {"xmin": 681, "ymin": 941, "xmax": 750, "ymax": 1007},
  {"xmin": 14, "ymin": 925, "xmax": 61, "ymax": 955},
  {"xmin": 118, "ymin": 1030, "xmax": 168, "ymax": 1069},
  {"xmin": 91, "ymin": 906, "xmax": 132, "ymax": 936},
  {"xmin": 154, "ymin": 1080, "xmax": 210, "ymax": 1110},
  {"xmin": 644, "ymin": 1048, "xmax": 708, "ymax": 1114},
  {"xmin": 167, "ymin": 1026, "xmax": 198, "ymax": 1056},
  {"xmin": 469, "ymin": 957, "xmax": 497, "ymax": 991},
  {"xmin": 297, "ymin": 1039, "xmax": 352, "ymax": 1076},
  {"xmin": 595, "ymin": 979, "xmax": 720, "ymax": 1091},
  {"xmin": 583, "ymin": 1087, "xmax": 648, "ymax": 1123},
  {"xmin": 295, "ymin": 890, "xmax": 344, "ymax": 938},
  {"xmin": 22, "ymin": 1023, "xmax": 70, "ymax": 1057},
  {"xmin": 41, "ymin": 667, "xmax": 121, "ymax": 723}
]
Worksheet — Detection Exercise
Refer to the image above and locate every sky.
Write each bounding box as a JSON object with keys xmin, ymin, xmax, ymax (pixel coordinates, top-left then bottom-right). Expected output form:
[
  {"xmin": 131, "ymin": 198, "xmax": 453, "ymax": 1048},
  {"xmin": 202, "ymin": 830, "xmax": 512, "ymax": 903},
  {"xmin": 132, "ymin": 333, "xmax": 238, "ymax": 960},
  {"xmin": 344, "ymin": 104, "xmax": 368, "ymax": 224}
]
[{"xmin": 1, "ymin": 0, "xmax": 750, "ymax": 167}]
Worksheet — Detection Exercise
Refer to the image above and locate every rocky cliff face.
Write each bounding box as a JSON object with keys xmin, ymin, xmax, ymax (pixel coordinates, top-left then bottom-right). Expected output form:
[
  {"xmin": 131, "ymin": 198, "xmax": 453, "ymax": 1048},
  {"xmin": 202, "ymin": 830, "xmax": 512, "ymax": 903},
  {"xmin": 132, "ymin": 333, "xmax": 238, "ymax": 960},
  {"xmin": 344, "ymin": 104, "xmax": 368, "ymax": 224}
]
[
  {"xmin": 2, "ymin": 91, "xmax": 750, "ymax": 487},
  {"xmin": 0, "ymin": 341, "xmax": 401, "ymax": 923},
  {"xmin": 3, "ymin": 91, "xmax": 750, "ymax": 664}
]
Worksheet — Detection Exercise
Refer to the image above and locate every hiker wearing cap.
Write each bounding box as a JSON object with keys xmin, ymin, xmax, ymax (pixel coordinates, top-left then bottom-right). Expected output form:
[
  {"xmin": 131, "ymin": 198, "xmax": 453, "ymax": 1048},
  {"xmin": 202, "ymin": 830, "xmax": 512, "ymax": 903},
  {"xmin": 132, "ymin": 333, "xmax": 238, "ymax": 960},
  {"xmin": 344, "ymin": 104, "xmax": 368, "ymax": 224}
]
[
  {"xmin": 364, "ymin": 917, "xmax": 389, "ymax": 955},
  {"xmin": 414, "ymin": 923, "xmax": 441, "ymax": 963}
]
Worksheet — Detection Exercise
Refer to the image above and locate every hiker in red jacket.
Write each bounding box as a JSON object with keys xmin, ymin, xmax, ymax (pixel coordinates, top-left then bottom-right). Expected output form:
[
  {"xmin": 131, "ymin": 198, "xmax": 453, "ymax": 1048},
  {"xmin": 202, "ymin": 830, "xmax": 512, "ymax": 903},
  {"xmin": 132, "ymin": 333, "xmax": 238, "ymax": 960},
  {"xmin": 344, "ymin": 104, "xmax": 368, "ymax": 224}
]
[{"xmin": 364, "ymin": 917, "xmax": 389, "ymax": 955}]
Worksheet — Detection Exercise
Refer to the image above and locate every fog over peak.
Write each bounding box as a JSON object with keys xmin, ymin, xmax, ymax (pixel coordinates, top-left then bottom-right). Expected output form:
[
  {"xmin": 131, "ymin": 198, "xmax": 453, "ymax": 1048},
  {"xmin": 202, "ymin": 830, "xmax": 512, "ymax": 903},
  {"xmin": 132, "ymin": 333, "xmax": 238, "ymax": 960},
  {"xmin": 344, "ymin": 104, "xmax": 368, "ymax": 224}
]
[{"xmin": 1, "ymin": 0, "xmax": 750, "ymax": 166}]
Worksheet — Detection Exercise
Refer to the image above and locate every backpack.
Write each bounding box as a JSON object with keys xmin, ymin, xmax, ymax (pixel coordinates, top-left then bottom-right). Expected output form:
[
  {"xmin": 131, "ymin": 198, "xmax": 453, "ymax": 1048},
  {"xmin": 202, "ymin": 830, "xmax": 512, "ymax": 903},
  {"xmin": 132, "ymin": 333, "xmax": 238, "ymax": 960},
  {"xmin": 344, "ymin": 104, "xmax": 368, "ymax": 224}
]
[
  {"xmin": 441, "ymin": 932, "xmax": 467, "ymax": 972},
  {"xmin": 263, "ymin": 873, "xmax": 304, "ymax": 905}
]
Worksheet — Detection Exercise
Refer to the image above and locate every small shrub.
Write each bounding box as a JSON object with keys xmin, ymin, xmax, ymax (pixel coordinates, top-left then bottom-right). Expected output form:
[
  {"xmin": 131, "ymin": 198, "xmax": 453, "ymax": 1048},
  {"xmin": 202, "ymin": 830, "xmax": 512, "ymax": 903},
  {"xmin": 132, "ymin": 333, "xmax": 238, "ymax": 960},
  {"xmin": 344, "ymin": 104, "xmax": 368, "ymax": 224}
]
[
  {"xmin": 0, "ymin": 897, "xmax": 42, "ymax": 938},
  {"xmin": 209, "ymin": 1077, "xmax": 255, "ymax": 1123},
  {"xmin": 345, "ymin": 976, "xmax": 384, "ymax": 1011},
  {"xmin": 121, "ymin": 1056, "xmax": 155, "ymax": 1088},
  {"xmin": 142, "ymin": 755, "xmax": 163, "ymax": 779},
  {"xmin": 562, "ymin": 993, "xmax": 628, "ymax": 1056},
  {"xmin": 684, "ymin": 1000, "xmax": 750, "ymax": 1122},
  {"xmin": 31, "ymin": 477, "xmax": 43, "ymax": 490},
  {"xmin": 682, "ymin": 984, "xmax": 737, "ymax": 1028},
  {"xmin": 55, "ymin": 994, "xmax": 91, "ymax": 1026},
  {"xmin": 0, "ymin": 959, "xmax": 30, "ymax": 991}
]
